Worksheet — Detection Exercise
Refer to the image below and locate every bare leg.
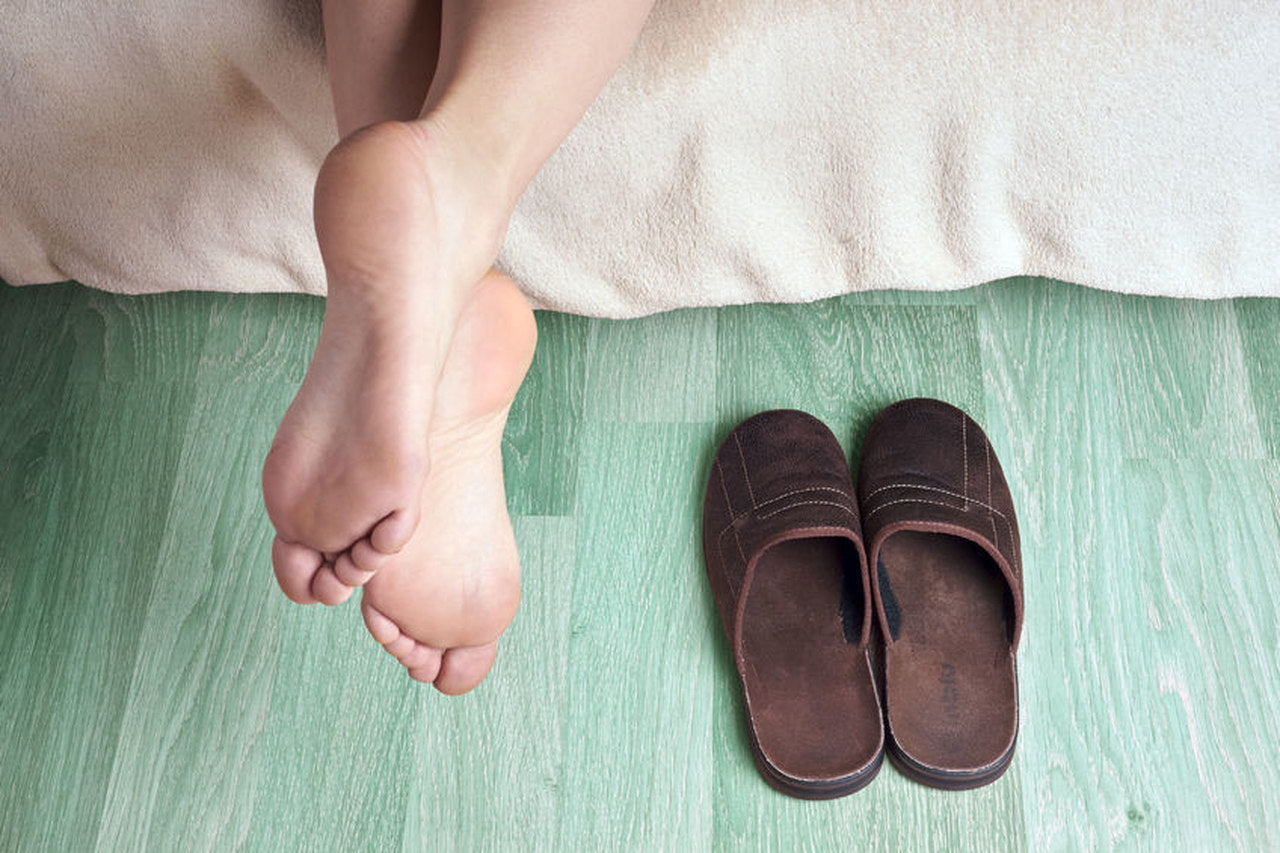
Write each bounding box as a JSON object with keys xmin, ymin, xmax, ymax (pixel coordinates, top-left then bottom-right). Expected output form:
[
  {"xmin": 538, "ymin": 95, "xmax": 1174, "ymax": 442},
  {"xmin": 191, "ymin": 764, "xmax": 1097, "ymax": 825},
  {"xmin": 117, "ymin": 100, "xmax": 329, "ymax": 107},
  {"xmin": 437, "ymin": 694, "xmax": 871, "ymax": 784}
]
[
  {"xmin": 263, "ymin": 0, "xmax": 654, "ymax": 693},
  {"xmin": 321, "ymin": 0, "xmax": 441, "ymax": 135}
]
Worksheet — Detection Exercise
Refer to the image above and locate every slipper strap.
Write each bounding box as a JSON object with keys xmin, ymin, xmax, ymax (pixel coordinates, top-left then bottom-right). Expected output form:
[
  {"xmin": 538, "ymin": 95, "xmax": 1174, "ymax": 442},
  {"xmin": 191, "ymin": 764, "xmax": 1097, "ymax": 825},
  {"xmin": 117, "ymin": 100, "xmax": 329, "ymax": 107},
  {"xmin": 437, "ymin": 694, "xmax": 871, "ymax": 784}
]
[
  {"xmin": 704, "ymin": 410, "xmax": 870, "ymax": 651},
  {"xmin": 857, "ymin": 398, "xmax": 1024, "ymax": 650}
]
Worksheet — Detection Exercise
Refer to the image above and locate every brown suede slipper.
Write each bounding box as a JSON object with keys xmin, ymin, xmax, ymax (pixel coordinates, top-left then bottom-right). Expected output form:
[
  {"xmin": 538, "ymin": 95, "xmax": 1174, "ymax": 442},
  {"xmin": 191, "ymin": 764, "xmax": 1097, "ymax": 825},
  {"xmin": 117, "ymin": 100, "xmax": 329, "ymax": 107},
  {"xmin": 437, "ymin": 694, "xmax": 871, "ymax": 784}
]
[
  {"xmin": 857, "ymin": 398, "xmax": 1024, "ymax": 790},
  {"xmin": 703, "ymin": 410, "xmax": 884, "ymax": 799}
]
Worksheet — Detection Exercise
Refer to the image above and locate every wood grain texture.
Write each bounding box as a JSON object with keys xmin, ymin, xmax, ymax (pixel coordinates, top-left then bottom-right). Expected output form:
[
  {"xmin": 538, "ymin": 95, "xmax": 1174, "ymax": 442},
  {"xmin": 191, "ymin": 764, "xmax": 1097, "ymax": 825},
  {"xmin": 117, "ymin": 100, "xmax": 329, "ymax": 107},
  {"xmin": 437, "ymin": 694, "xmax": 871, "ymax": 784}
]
[
  {"xmin": 583, "ymin": 307, "xmax": 717, "ymax": 423},
  {"xmin": 1108, "ymin": 296, "xmax": 1265, "ymax": 460},
  {"xmin": 504, "ymin": 310, "xmax": 589, "ymax": 516},
  {"xmin": 242, "ymin": 599, "xmax": 417, "ymax": 853},
  {"xmin": 976, "ymin": 278, "xmax": 1145, "ymax": 849},
  {"xmin": 192, "ymin": 292, "xmax": 321, "ymax": 383},
  {"xmin": 94, "ymin": 380, "xmax": 295, "ymax": 851},
  {"xmin": 716, "ymin": 299, "xmax": 985, "ymax": 465},
  {"xmin": 557, "ymin": 421, "xmax": 718, "ymax": 849},
  {"xmin": 0, "ymin": 280, "xmax": 78, "ymax": 391},
  {"xmin": 2, "ymin": 276, "xmax": 1278, "ymax": 850},
  {"xmin": 976, "ymin": 278, "xmax": 1277, "ymax": 849},
  {"xmin": 0, "ymin": 380, "xmax": 192, "ymax": 850},
  {"xmin": 1116, "ymin": 459, "xmax": 1280, "ymax": 848},
  {"xmin": 403, "ymin": 516, "xmax": 576, "ymax": 851},
  {"xmin": 838, "ymin": 286, "xmax": 980, "ymax": 307},
  {"xmin": 1232, "ymin": 298, "xmax": 1280, "ymax": 458}
]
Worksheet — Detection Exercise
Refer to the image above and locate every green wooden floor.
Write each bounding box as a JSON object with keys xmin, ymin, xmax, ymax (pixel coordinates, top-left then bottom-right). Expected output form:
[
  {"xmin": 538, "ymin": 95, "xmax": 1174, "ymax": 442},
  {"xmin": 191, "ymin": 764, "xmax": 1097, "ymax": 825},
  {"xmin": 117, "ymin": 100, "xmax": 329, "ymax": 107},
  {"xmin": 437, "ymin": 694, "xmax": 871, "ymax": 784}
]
[{"xmin": 1, "ymin": 276, "xmax": 1277, "ymax": 850}]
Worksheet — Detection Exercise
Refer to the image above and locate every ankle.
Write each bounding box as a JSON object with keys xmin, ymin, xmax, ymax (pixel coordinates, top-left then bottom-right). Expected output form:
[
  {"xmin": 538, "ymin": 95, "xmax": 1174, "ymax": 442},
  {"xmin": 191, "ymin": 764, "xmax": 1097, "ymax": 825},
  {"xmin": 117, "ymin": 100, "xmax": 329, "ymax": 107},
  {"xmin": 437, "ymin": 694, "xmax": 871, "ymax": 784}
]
[{"xmin": 405, "ymin": 108, "xmax": 525, "ymax": 215}]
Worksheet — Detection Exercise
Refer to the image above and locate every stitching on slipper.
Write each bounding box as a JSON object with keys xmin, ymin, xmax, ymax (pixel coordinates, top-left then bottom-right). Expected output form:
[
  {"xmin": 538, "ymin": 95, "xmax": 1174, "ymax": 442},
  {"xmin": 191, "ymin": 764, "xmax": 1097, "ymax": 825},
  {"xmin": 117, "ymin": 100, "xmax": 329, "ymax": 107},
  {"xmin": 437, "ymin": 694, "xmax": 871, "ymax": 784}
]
[
  {"xmin": 985, "ymin": 439, "xmax": 992, "ymax": 511},
  {"xmin": 715, "ymin": 486, "xmax": 856, "ymax": 536},
  {"xmin": 716, "ymin": 528, "xmax": 742, "ymax": 600},
  {"xmin": 863, "ymin": 482, "xmax": 1011, "ymax": 521},
  {"xmin": 984, "ymin": 441, "xmax": 1000, "ymax": 553},
  {"xmin": 715, "ymin": 495, "xmax": 857, "ymax": 599},
  {"xmin": 714, "ymin": 461, "xmax": 749, "ymax": 591},
  {"xmin": 732, "ymin": 432, "xmax": 758, "ymax": 510},
  {"xmin": 863, "ymin": 496, "xmax": 964, "ymax": 519},
  {"xmin": 719, "ymin": 533, "xmax": 742, "ymax": 599},
  {"xmin": 754, "ymin": 485, "xmax": 852, "ymax": 511},
  {"xmin": 864, "ymin": 496, "xmax": 1019, "ymax": 579},
  {"xmin": 757, "ymin": 498, "xmax": 858, "ymax": 521},
  {"xmin": 714, "ymin": 458, "xmax": 736, "ymax": 520}
]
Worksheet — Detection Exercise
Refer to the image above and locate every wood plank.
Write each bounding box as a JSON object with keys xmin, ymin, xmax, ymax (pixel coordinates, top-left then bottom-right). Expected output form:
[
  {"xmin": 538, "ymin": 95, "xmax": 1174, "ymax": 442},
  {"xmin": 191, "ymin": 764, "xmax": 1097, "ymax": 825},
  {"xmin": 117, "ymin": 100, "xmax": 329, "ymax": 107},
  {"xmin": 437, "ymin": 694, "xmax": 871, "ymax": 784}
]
[
  {"xmin": 716, "ymin": 297, "xmax": 985, "ymax": 465},
  {"xmin": 193, "ymin": 291, "xmax": 322, "ymax": 383},
  {"xmin": 0, "ymin": 309, "xmax": 76, "ymax": 615},
  {"xmin": 241, "ymin": 596, "xmax": 418, "ymax": 852},
  {"xmin": 557, "ymin": 422, "xmax": 717, "ymax": 849},
  {"xmin": 1107, "ymin": 459, "xmax": 1280, "ymax": 847},
  {"xmin": 1107, "ymin": 295, "xmax": 1265, "ymax": 460},
  {"xmin": 93, "ymin": 379, "xmax": 294, "ymax": 850},
  {"xmin": 0, "ymin": 280, "xmax": 78, "ymax": 391},
  {"xmin": 504, "ymin": 311, "xmax": 590, "ymax": 516},
  {"xmin": 62, "ymin": 288, "xmax": 212, "ymax": 384},
  {"xmin": 840, "ymin": 283, "xmax": 980, "ymax": 307},
  {"xmin": 402, "ymin": 516, "xmax": 577, "ymax": 851},
  {"xmin": 975, "ymin": 276, "xmax": 1127, "ymax": 848},
  {"xmin": 1232, "ymin": 297, "xmax": 1280, "ymax": 458},
  {"xmin": 583, "ymin": 306, "xmax": 717, "ymax": 423},
  {"xmin": 0, "ymin": 380, "xmax": 193, "ymax": 850}
]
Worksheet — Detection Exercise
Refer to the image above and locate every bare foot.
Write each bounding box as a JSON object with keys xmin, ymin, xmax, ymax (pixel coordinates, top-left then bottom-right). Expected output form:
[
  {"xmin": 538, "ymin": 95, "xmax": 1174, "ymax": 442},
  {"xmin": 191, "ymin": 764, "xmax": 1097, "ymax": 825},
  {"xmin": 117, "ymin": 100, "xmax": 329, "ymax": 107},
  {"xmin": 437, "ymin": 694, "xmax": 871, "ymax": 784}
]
[
  {"xmin": 263, "ymin": 119, "xmax": 508, "ymax": 606},
  {"xmin": 360, "ymin": 270, "xmax": 535, "ymax": 694}
]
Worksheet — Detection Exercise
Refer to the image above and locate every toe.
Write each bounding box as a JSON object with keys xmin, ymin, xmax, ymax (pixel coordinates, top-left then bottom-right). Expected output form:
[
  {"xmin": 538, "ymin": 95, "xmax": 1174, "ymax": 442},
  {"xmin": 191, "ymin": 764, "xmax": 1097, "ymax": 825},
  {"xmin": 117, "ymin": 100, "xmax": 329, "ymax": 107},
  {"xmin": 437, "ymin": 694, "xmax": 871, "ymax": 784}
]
[
  {"xmin": 401, "ymin": 644, "xmax": 444, "ymax": 683},
  {"xmin": 349, "ymin": 537, "xmax": 393, "ymax": 577},
  {"xmin": 362, "ymin": 601, "xmax": 418, "ymax": 656},
  {"xmin": 333, "ymin": 551, "xmax": 378, "ymax": 587},
  {"xmin": 369, "ymin": 506, "xmax": 420, "ymax": 555},
  {"xmin": 407, "ymin": 659, "xmax": 443, "ymax": 683},
  {"xmin": 360, "ymin": 600, "xmax": 445, "ymax": 683},
  {"xmin": 272, "ymin": 537, "xmax": 322, "ymax": 604},
  {"xmin": 399, "ymin": 642, "xmax": 437, "ymax": 670},
  {"xmin": 361, "ymin": 598, "xmax": 401, "ymax": 644},
  {"xmin": 383, "ymin": 633, "xmax": 416, "ymax": 657},
  {"xmin": 311, "ymin": 564, "xmax": 355, "ymax": 605},
  {"xmin": 434, "ymin": 642, "xmax": 499, "ymax": 695}
]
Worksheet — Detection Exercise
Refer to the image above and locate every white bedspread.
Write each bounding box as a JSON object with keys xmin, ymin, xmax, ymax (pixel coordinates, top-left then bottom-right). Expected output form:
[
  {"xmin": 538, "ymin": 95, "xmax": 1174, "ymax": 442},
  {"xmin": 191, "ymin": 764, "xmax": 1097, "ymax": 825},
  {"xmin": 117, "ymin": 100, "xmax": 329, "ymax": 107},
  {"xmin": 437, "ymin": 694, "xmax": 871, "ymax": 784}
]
[{"xmin": 2, "ymin": 1, "xmax": 1278, "ymax": 317}]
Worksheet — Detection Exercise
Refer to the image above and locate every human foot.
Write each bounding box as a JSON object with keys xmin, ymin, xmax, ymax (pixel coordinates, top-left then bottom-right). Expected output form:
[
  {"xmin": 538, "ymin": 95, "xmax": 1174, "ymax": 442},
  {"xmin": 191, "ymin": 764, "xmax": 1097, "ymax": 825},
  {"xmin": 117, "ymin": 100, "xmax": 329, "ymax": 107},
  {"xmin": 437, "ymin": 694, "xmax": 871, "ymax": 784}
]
[
  {"xmin": 262, "ymin": 119, "xmax": 510, "ymax": 606},
  {"xmin": 360, "ymin": 269, "xmax": 535, "ymax": 694}
]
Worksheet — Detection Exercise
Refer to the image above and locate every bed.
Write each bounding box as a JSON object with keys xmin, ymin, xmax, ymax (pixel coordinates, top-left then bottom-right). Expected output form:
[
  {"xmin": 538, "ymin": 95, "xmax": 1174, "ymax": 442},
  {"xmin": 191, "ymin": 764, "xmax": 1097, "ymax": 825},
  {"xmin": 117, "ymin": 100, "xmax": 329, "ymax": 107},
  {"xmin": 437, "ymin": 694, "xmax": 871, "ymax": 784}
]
[{"xmin": 2, "ymin": 0, "xmax": 1277, "ymax": 317}]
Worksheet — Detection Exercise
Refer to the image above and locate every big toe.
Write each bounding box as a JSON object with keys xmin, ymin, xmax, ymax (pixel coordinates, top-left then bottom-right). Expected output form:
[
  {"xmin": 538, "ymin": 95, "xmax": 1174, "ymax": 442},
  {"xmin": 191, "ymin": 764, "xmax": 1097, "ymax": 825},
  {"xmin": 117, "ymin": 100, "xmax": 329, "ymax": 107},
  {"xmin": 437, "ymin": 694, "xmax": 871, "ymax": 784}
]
[
  {"xmin": 333, "ymin": 548, "xmax": 380, "ymax": 588},
  {"xmin": 434, "ymin": 642, "xmax": 499, "ymax": 695},
  {"xmin": 310, "ymin": 563, "xmax": 357, "ymax": 605},
  {"xmin": 272, "ymin": 537, "xmax": 323, "ymax": 604},
  {"xmin": 369, "ymin": 506, "xmax": 421, "ymax": 555}
]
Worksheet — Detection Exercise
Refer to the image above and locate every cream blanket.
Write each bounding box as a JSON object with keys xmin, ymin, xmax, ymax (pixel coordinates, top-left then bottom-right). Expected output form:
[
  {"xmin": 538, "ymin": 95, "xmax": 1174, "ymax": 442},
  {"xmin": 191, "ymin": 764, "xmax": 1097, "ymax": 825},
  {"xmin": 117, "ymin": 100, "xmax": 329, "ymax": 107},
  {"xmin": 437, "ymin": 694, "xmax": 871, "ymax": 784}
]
[{"xmin": 2, "ymin": 1, "xmax": 1278, "ymax": 317}]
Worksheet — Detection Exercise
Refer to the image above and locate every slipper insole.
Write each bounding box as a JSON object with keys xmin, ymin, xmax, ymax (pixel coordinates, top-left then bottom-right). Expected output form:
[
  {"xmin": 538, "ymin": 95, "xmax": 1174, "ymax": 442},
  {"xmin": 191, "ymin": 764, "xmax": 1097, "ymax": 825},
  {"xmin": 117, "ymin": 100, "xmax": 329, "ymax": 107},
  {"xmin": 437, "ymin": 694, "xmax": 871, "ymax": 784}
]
[
  {"xmin": 740, "ymin": 537, "xmax": 880, "ymax": 780},
  {"xmin": 879, "ymin": 531, "xmax": 1017, "ymax": 772}
]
